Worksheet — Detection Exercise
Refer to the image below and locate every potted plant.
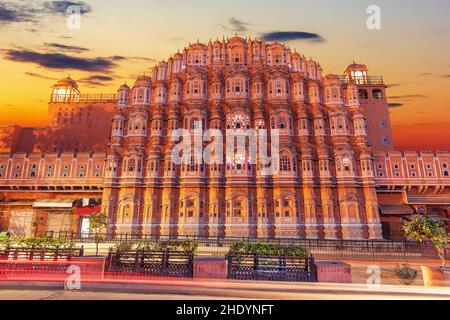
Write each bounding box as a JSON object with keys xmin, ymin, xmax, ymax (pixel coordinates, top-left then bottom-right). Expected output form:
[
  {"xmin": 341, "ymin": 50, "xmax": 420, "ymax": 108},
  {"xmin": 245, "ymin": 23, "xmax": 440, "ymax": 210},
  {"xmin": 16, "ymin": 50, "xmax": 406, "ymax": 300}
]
[
  {"xmin": 403, "ymin": 215, "xmax": 450, "ymax": 287},
  {"xmin": 394, "ymin": 264, "xmax": 418, "ymax": 285}
]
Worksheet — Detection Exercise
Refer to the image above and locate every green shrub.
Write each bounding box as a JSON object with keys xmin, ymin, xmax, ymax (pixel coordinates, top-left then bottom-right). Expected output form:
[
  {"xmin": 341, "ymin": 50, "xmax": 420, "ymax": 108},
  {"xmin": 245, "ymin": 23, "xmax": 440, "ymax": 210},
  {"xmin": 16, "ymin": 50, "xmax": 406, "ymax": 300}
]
[
  {"xmin": 403, "ymin": 215, "xmax": 450, "ymax": 267},
  {"xmin": 113, "ymin": 242, "xmax": 135, "ymax": 253},
  {"xmin": 228, "ymin": 241, "xmax": 310, "ymax": 258},
  {"xmin": 394, "ymin": 264, "xmax": 418, "ymax": 285},
  {"xmin": 0, "ymin": 238, "xmax": 12, "ymax": 250},
  {"xmin": 113, "ymin": 240, "xmax": 199, "ymax": 254},
  {"xmin": 0, "ymin": 237, "xmax": 77, "ymax": 250}
]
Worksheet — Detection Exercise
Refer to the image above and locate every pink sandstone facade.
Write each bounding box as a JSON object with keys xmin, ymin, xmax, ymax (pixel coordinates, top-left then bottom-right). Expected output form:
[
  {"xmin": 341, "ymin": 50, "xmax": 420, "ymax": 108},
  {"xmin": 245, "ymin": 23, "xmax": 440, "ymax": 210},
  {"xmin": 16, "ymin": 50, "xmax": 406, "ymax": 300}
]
[{"xmin": 0, "ymin": 36, "xmax": 448, "ymax": 240}]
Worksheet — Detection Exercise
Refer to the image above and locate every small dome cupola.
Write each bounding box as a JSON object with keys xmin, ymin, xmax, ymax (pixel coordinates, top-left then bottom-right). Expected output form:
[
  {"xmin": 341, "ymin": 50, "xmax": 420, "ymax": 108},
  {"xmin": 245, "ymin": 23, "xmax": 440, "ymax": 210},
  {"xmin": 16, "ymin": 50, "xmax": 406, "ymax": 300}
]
[
  {"xmin": 132, "ymin": 74, "xmax": 152, "ymax": 105},
  {"xmin": 117, "ymin": 83, "xmax": 130, "ymax": 108},
  {"xmin": 344, "ymin": 62, "xmax": 368, "ymax": 83},
  {"xmin": 51, "ymin": 75, "xmax": 80, "ymax": 103}
]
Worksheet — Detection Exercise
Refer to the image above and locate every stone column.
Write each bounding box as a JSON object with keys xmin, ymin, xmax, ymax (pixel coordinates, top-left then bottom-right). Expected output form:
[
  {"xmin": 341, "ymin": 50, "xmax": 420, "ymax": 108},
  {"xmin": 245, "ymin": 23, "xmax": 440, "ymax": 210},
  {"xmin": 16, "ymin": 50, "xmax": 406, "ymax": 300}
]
[
  {"xmin": 142, "ymin": 188, "xmax": 160, "ymax": 237},
  {"xmin": 363, "ymin": 186, "xmax": 383, "ymax": 239},
  {"xmin": 320, "ymin": 187, "xmax": 338, "ymax": 239},
  {"xmin": 303, "ymin": 186, "xmax": 319, "ymax": 239}
]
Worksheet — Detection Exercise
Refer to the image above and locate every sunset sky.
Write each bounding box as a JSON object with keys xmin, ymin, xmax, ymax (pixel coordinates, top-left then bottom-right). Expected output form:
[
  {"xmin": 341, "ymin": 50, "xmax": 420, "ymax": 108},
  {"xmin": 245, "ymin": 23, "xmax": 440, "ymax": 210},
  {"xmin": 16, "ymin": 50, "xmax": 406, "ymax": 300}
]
[{"xmin": 0, "ymin": 0, "xmax": 449, "ymax": 151}]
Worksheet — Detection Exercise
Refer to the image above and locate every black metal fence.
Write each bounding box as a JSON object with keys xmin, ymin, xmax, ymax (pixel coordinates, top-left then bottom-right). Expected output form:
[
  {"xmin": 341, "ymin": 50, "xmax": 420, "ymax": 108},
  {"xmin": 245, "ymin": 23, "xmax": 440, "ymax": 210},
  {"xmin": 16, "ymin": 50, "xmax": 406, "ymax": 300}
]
[
  {"xmin": 228, "ymin": 255, "xmax": 317, "ymax": 282},
  {"xmin": 40, "ymin": 232, "xmax": 448, "ymax": 262},
  {"xmin": 296, "ymin": 239, "xmax": 440, "ymax": 262},
  {"xmin": 0, "ymin": 247, "xmax": 84, "ymax": 261},
  {"xmin": 105, "ymin": 250, "xmax": 194, "ymax": 278},
  {"xmin": 0, "ymin": 247, "xmax": 84, "ymax": 276}
]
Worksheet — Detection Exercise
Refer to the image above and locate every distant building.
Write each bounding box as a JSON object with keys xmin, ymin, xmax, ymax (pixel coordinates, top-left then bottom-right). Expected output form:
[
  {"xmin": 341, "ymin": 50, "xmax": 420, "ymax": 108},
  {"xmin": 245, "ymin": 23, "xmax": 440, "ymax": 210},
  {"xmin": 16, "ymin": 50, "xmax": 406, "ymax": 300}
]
[{"xmin": 0, "ymin": 36, "xmax": 448, "ymax": 240}]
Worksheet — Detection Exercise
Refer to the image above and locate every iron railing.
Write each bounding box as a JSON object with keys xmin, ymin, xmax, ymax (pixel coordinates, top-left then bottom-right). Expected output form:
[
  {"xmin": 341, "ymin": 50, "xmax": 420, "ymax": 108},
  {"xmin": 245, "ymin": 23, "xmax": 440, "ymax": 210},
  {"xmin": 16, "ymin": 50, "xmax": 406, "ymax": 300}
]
[
  {"xmin": 0, "ymin": 247, "xmax": 84, "ymax": 261},
  {"xmin": 40, "ymin": 232, "xmax": 448, "ymax": 262},
  {"xmin": 337, "ymin": 75, "xmax": 384, "ymax": 85},
  {"xmin": 50, "ymin": 93, "xmax": 118, "ymax": 103},
  {"xmin": 0, "ymin": 247, "xmax": 84, "ymax": 277},
  {"xmin": 105, "ymin": 250, "xmax": 193, "ymax": 278},
  {"xmin": 228, "ymin": 255, "xmax": 317, "ymax": 282}
]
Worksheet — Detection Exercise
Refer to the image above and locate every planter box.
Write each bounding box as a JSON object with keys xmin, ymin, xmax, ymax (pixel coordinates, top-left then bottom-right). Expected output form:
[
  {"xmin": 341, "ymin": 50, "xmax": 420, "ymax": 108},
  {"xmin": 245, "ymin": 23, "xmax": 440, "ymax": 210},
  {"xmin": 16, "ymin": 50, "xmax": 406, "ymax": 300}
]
[
  {"xmin": 193, "ymin": 257, "xmax": 227, "ymax": 279},
  {"xmin": 227, "ymin": 255, "xmax": 316, "ymax": 282},
  {"xmin": 421, "ymin": 266, "xmax": 450, "ymax": 287},
  {"xmin": 315, "ymin": 261, "xmax": 352, "ymax": 284}
]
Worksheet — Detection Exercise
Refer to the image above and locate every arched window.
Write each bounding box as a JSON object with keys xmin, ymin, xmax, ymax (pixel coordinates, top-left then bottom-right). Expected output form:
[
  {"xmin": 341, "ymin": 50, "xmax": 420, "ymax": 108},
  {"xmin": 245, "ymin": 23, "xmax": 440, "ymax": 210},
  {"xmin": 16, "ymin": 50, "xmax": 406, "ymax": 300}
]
[
  {"xmin": 293, "ymin": 82, "xmax": 304, "ymax": 101},
  {"xmin": 137, "ymin": 88, "xmax": 145, "ymax": 102},
  {"xmin": 186, "ymin": 79, "xmax": 205, "ymax": 99},
  {"xmin": 280, "ymin": 156, "xmax": 292, "ymax": 172},
  {"xmin": 268, "ymin": 79, "xmax": 288, "ymax": 98},
  {"xmin": 252, "ymin": 82, "xmax": 263, "ymax": 99},
  {"xmin": 232, "ymin": 197, "xmax": 246, "ymax": 217},
  {"xmin": 226, "ymin": 76, "xmax": 247, "ymax": 98},
  {"xmin": 190, "ymin": 117, "xmax": 202, "ymax": 129},
  {"xmin": 299, "ymin": 118, "xmax": 309, "ymax": 135},
  {"xmin": 193, "ymin": 51, "xmax": 202, "ymax": 64},
  {"xmin": 227, "ymin": 114, "xmax": 250, "ymax": 130},
  {"xmin": 186, "ymin": 199, "xmax": 195, "ymax": 208},
  {"xmin": 255, "ymin": 119, "xmax": 265, "ymax": 130},
  {"xmin": 231, "ymin": 50, "xmax": 242, "ymax": 64},
  {"xmin": 128, "ymin": 159, "xmax": 136, "ymax": 172},
  {"xmin": 358, "ymin": 89, "xmax": 368, "ymax": 100},
  {"xmin": 277, "ymin": 114, "xmax": 291, "ymax": 131},
  {"xmin": 348, "ymin": 204, "xmax": 358, "ymax": 222},
  {"xmin": 278, "ymin": 116, "xmax": 287, "ymax": 129},
  {"xmin": 373, "ymin": 89, "xmax": 383, "ymax": 99},
  {"xmin": 122, "ymin": 205, "xmax": 131, "ymax": 223}
]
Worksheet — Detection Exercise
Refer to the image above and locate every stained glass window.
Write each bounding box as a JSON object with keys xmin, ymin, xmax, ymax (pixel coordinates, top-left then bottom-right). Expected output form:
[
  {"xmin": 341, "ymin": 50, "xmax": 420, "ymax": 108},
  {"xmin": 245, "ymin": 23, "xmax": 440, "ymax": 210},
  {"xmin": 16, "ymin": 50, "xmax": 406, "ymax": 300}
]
[
  {"xmin": 226, "ymin": 153, "xmax": 251, "ymax": 170},
  {"xmin": 256, "ymin": 119, "xmax": 265, "ymax": 130},
  {"xmin": 227, "ymin": 114, "xmax": 250, "ymax": 130}
]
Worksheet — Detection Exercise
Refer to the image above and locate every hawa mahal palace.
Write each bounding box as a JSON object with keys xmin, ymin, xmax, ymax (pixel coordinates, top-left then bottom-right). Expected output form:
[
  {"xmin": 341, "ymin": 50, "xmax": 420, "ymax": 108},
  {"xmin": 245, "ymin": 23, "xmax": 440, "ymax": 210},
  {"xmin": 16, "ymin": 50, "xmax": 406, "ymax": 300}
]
[{"xmin": 0, "ymin": 36, "xmax": 449, "ymax": 240}]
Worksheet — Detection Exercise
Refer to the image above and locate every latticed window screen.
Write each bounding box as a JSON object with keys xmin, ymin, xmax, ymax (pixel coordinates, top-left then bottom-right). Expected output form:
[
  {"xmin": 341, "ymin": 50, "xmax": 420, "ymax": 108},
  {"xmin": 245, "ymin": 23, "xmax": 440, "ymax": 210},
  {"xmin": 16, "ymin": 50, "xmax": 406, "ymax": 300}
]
[{"xmin": 280, "ymin": 156, "xmax": 292, "ymax": 172}]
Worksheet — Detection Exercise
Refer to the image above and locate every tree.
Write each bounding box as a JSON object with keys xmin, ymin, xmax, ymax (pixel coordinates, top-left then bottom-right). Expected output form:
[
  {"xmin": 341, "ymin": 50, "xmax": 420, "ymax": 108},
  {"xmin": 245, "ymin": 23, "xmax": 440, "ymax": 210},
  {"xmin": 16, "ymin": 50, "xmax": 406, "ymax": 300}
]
[
  {"xmin": 403, "ymin": 215, "xmax": 449, "ymax": 267},
  {"xmin": 88, "ymin": 212, "xmax": 108, "ymax": 256}
]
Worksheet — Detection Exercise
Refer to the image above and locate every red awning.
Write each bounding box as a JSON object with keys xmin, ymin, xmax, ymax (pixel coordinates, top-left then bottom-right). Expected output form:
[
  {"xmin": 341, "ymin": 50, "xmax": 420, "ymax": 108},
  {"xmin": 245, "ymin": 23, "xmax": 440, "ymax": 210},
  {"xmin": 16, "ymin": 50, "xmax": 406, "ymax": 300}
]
[{"xmin": 75, "ymin": 206, "xmax": 101, "ymax": 217}]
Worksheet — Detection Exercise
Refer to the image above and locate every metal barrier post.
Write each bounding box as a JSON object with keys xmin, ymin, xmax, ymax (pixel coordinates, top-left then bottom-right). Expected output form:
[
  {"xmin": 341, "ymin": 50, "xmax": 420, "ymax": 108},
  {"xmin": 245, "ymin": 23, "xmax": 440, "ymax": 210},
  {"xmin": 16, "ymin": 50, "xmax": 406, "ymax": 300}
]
[
  {"xmin": 309, "ymin": 256, "xmax": 317, "ymax": 282},
  {"xmin": 227, "ymin": 255, "xmax": 232, "ymax": 279}
]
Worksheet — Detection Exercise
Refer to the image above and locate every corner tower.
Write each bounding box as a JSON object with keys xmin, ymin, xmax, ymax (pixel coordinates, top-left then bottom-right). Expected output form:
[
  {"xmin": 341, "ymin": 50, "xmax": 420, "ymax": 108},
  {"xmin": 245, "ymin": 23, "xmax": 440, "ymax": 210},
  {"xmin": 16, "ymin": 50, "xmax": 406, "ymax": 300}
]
[{"xmin": 343, "ymin": 63, "xmax": 394, "ymax": 152}]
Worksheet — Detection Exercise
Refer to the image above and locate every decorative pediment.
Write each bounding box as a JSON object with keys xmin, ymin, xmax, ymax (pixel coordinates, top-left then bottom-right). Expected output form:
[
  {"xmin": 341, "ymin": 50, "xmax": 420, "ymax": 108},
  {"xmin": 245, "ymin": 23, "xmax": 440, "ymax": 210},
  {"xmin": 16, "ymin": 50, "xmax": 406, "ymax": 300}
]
[
  {"xmin": 185, "ymin": 68, "xmax": 208, "ymax": 80},
  {"xmin": 225, "ymin": 68, "xmax": 249, "ymax": 79},
  {"xmin": 266, "ymin": 69, "xmax": 289, "ymax": 80},
  {"xmin": 129, "ymin": 111, "xmax": 149, "ymax": 120},
  {"xmin": 125, "ymin": 147, "xmax": 144, "ymax": 158},
  {"xmin": 344, "ymin": 192, "xmax": 358, "ymax": 203}
]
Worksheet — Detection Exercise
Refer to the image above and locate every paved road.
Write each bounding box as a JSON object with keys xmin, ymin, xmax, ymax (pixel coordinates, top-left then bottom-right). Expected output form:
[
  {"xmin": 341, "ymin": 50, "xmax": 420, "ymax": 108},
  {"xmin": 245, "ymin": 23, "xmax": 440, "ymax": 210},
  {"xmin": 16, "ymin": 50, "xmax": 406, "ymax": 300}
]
[
  {"xmin": 0, "ymin": 290, "xmax": 234, "ymax": 300},
  {"xmin": 1, "ymin": 280, "xmax": 450, "ymax": 300}
]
